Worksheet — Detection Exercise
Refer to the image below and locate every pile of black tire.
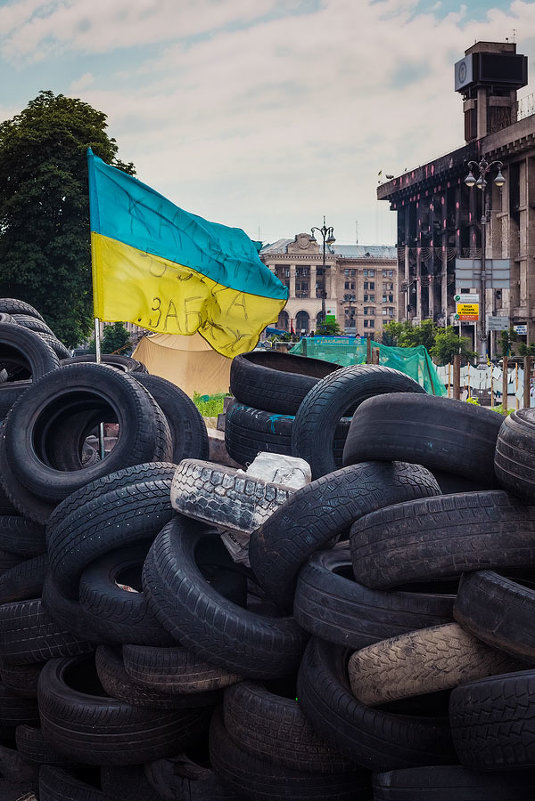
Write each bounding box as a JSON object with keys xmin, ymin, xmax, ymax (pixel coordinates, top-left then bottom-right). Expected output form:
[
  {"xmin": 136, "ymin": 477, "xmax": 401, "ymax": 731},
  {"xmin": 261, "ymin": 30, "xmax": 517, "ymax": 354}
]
[{"xmin": 0, "ymin": 311, "xmax": 533, "ymax": 800}]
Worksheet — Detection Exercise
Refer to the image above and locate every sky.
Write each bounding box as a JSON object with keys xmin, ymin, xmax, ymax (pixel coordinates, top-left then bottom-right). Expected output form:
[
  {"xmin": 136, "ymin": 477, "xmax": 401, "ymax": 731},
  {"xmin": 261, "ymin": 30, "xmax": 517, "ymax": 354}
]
[{"xmin": 1, "ymin": 0, "xmax": 535, "ymax": 248}]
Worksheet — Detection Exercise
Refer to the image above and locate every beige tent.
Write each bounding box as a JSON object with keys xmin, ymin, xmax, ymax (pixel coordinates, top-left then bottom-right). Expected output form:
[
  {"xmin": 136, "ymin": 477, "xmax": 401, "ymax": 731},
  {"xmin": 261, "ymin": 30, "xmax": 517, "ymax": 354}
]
[{"xmin": 132, "ymin": 332, "xmax": 232, "ymax": 398}]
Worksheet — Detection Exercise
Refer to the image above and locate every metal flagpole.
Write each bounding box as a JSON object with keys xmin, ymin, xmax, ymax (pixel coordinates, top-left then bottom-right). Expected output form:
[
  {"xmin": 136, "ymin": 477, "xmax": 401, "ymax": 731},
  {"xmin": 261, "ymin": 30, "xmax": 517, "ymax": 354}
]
[{"xmin": 94, "ymin": 317, "xmax": 106, "ymax": 460}]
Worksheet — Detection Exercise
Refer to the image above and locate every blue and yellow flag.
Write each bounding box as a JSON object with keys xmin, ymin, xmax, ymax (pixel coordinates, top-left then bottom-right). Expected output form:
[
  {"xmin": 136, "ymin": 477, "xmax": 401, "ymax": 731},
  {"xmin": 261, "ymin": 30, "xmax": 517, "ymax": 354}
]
[{"xmin": 87, "ymin": 149, "xmax": 288, "ymax": 357}]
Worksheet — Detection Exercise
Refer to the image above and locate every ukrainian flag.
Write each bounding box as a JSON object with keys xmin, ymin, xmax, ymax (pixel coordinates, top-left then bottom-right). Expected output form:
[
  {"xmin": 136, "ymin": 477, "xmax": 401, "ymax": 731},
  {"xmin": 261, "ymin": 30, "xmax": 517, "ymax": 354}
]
[{"xmin": 87, "ymin": 149, "xmax": 288, "ymax": 357}]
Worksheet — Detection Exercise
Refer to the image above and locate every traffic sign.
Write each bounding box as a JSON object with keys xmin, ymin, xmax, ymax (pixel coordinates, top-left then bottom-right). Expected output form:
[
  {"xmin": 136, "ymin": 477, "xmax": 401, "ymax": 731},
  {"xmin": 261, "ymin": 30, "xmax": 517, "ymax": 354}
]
[
  {"xmin": 454, "ymin": 293, "xmax": 479, "ymax": 303},
  {"xmin": 456, "ymin": 303, "xmax": 479, "ymax": 321},
  {"xmin": 486, "ymin": 316, "xmax": 509, "ymax": 331}
]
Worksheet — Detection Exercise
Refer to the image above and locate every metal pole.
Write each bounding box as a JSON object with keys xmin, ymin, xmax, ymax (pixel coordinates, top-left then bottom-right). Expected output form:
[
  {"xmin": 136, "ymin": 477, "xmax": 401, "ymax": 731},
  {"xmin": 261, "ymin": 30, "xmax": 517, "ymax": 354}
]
[
  {"xmin": 321, "ymin": 232, "xmax": 326, "ymax": 324},
  {"xmin": 94, "ymin": 317, "xmax": 105, "ymax": 460},
  {"xmin": 479, "ymin": 197, "xmax": 488, "ymax": 364}
]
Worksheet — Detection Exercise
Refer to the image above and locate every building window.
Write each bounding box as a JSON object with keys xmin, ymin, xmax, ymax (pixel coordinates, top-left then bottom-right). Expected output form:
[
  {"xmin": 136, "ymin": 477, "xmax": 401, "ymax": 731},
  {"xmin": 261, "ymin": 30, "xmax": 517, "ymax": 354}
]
[
  {"xmin": 363, "ymin": 294, "xmax": 375, "ymax": 302},
  {"xmin": 296, "ymin": 267, "xmax": 310, "ymax": 277},
  {"xmin": 363, "ymin": 281, "xmax": 375, "ymax": 291},
  {"xmin": 350, "ymin": 269, "xmax": 356, "ymax": 277},
  {"xmin": 382, "ymin": 270, "xmax": 394, "ymax": 277},
  {"xmin": 363, "ymin": 306, "xmax": 376, "ymax": 316},
  {"xmin": 382, "ymin": 294, "xmax": 394, "ymax": 303},
  {"xmin": 295, "ymin": 281, "xmax": 309, "ymax": 298},
  {"xmin": 345, "ymin": 281, "xmax": 355, "ymax": 290},
  {"xmin": 383, "ymin": 282, "xmax": 394, "ymax": 291},
  {"xmin": 364, "ymin": 319, "xmax": 375, "ymax": 328},
  {"xmin": 382, "ymin": 307, "xmax": 395, "ymax": 317},
  {"xmin": 363, "ymin": 269, "xmax": 375, "ymax": 277}
]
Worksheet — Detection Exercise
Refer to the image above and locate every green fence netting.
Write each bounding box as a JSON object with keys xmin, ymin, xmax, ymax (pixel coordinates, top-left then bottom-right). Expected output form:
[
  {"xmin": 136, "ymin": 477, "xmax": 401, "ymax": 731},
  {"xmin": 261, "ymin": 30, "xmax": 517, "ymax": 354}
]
[{"xmin": 289, "ymin": 337, "xmax": 446, "ymax": 396}]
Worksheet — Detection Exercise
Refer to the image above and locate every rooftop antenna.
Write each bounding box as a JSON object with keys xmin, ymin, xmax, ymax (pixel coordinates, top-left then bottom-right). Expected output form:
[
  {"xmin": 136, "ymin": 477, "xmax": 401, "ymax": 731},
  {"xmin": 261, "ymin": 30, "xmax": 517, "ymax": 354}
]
[{"xmin": 355, "ymin": 219, "xmax": 359, "ymax": 245}]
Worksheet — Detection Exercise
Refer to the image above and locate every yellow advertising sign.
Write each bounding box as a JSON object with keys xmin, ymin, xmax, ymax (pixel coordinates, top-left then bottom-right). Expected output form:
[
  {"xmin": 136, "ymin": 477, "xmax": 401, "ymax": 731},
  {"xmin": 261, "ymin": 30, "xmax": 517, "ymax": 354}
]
[{"xmin": 456, "ymin": 303, "xmax": 479, "ymax": 316}]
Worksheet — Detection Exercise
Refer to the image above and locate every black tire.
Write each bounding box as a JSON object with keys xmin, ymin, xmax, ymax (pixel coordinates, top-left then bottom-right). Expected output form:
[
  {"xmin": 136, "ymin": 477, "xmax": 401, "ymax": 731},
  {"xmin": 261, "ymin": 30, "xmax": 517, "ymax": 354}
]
[
  {"xmin": 249, "ymin": 461, "xmax": 440, "ymax": 612},
  {"xmin": 223, "ymin": 679, "xmax": 356, "ymax": 773},
  {"xmin": 95, "ymin": 645, "xmax": 221, "ymax": 709},
  {"xmin": 209, "ymin": 708, "xmax": 371, "ymax": 801},
  {"xmin": 46, "ymin": 478, "xmax": 176, "ymax": 599},
  {"xmin": 39, "ymin": 765, "xmax": 120, "ymax": 800},
  {"xmin": 347, "ymin": 622, "xmax": 520, "ymax": 706},
  {"xmin": 0, "ymin": 314, "xmax": 13, "ymax": 325},
  {"xmin": 0, "ymin": 662, "xmax": 43, "ymax": 698},
  {"xmin": 449, "ymin": 669, "xmax": 535, "ymax": 770},
  {"xmin": 15, "ymin": 726, "xmax": 74, "ymax": 766},
  {"xmin": 38, "ymin": 654, "xmax": 212, "ymax": 766},
  {"xmin": 0, "ymin": 322, "xmax": 59, "ymax": 382},
  {"xmin": 0, "ymin": 516, "xmax": 45, "ymax": 557},
  {"xmin": 42, "ymin": 573, "xmax": 114, "ymax": 643},
  {"xmin": 78, "ymin": 544, "xmax": 175, "ymax": 646},
  {"xmin": 100, "ymin": 765, "xmax": 164, "ymax": 801},
  {"xmin": 143, "ymin": 518, "xmax": 308, "ymax": 679},
  {"xmin": 10, "ymin": 314, "xmax": 55, "ymax": 335},
  {"xmin": 0, "ymin": 380, "xmax": 31, "ymax": 421},
  {"xmin": 61, "ymin": 353, "xmax": 148, "ymax": 373},
  {"xmin": 0, "ymin": 299, "xmax": 44, "ymax": 321},
  {"xmin": 292, "ymin": 365, "xmax": 426, "ymax": 479},
  {"xmin": 431, "ymin": 469, "xmax": 495, "ymax": 494},
  {"xmin": 494, "ymin": 408, "xmax": 535, "ymax": 502},
  {"xmin": 0, "ymin": 422, "xmax": 56, "ymax": 524},
  {"xmin": 296, "ymin": 638, "xmax": 455, "ymax": 772},
  {"xmin": 293, "ymin": 545, "xmax": 455, "ymax": 649},
  {"xmin": 454, "ymin": 570, "xmax": 535, "ymax": 664},
  {"xmin": 225, "ymin": 400, "xmax": 349, "ymax": 469},
  {"xmin": 0, "ymin": 554, "xmax": 48, "ymax": 604},
  {"xmin": 372, "ymin": 765, "xmax": 535, "ymax": 800},
  {"xmin": 0, "ymin": 597, "xmax": 93, "ymax": 665},
  {"xmin": 145, "ymin": 751, "xmax": 246, "ymax": 801},
  {"xmin": 230, "ymin": 350, "xmax": 341, "ymax": 415},
  {"xmin": 3, "ymin": 363, "xmax": 172, "ymax": 502},
  {"xmin": 122, "ymin": 643, "xmax": 242, "ymax": 694},
  {"xmin": 349, "ymin": 490, "xmax": 535, "ymax": 589},
  {"xmin": 34, "ymin": 332, "xmax": 72, "ymax": 360},
  {"xmin": 170, "ymin": 458, "xmax": 294, "ymax": 534},
  {"xmin": 46, "ymin": 461, "xmax": 179, "ymax": 534},
  {"xmin": 132, "ymin": 373, "xmax": 209, "ymax": 463},
  {"xmin": 342, "ymin": 393, "xmax": 503, "ymax": 486},
  {"xmin": 0, "ymin": 683, "xmax": 40, "ymax": 728}
]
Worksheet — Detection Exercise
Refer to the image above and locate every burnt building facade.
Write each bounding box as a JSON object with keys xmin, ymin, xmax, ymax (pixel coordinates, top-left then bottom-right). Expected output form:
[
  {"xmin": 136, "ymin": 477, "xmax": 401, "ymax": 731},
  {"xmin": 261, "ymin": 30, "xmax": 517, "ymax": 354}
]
[{"xmin": 378, "ymin": 41, "xmax": 535, "ymax": 352}]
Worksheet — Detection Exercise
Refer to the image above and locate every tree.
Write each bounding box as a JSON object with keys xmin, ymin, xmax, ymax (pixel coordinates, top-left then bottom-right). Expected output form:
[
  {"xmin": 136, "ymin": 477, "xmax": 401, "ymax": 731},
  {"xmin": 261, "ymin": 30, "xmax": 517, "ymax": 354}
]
[
  {"xmin": 381, "ymin": 321, "xmax": 412, "ymax": 346},
  {"xmin": 87, "ymin": 322, "xmax": 133, "ymax": 355},
  {"xmin": 0, "ymin": 91, "xmax": 134, "ymax": 347},
  {"xmin": 497, "ymin": 327, "xmax": 518, "ymax": 358},
  {"xmin": 429, "ymin": 326, "xmax": 477, "ymax": 366},
  {"xmin": 316, "ymin": 319, "xmax": 342, "ymax": 335}
]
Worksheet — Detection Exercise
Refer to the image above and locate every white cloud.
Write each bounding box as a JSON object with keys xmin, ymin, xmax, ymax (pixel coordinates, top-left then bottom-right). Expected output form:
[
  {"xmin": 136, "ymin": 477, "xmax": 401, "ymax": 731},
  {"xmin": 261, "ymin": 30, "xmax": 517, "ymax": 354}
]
[
  {"xmin": 69, "ymin": 71, "xmax": 94, "ymax": 92},
  {"xmin": 1, "ymin": 0, "xmax": 535, "ymax": 244}
]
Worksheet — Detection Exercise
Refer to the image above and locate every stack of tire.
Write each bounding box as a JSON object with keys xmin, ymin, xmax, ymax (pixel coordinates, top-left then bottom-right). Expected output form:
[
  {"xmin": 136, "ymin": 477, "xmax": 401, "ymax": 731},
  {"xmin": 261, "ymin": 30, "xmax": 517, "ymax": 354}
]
[{"xmin": 0, "ymin": 315, "xmax": 535, "ymax": 800}]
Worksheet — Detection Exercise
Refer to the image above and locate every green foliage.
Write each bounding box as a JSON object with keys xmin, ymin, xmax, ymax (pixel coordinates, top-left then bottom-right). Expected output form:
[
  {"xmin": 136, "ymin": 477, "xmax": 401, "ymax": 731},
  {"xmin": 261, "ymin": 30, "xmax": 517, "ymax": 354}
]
[
  {"xmin": 0, "ymin": 90, "xmax": 135, "ymax": 347},
  {"xmin": 380, "ymin": 321, "xmax": 410, "ymax": 346},
  {"xmin": 192, "ymin": 392, "xmax": 228, "ymax": 417},
  {"xmin": 517, "ymin": 342, "xmax": 535, "ymax": 357},
  {"xmin": 492, "ymin": 404, "xmax": 514, "ymax": 416},
  {"xmin": 497, "ymin": 327, "xmax": 518, "ymax": 358},
  {"xmin": 381, "ymin": 319, "xmax": 437, "ymax": 350},
  {"xmin": 87, "ymin": 322, "xmax": 132, "ymax": 355},
  {"xmin": 316, "ymin": 319, "xmax": 342, "ymax": 336},
  {"xmin": 430, "ymin": 326, "xmax": 477, "ymax": 366}
]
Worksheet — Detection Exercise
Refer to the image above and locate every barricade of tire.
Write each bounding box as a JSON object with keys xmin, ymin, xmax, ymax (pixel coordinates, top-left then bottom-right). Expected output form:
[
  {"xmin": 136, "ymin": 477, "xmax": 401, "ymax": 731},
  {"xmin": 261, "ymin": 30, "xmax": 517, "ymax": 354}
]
[{"xmin": 1, "ymin": 314, "xmax": 535, "ymax": 798}]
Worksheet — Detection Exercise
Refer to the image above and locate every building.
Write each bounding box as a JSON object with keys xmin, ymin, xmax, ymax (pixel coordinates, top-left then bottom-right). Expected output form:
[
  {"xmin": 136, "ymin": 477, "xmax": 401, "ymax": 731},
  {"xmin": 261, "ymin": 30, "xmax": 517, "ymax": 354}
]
[
  {"xmin": 377, "ymin": 40, "xmax": 534, "ymax": 355},
  {"xmin": 260, "ymin": 235, "xmax": 397, "ymax": 336}
]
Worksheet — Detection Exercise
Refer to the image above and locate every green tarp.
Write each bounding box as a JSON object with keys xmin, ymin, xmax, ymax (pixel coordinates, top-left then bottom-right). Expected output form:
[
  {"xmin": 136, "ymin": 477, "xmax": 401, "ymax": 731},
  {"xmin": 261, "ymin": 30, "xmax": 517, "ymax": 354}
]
[{"xmin": 289, "ymin": 337, "xmax": 446, "ymax": 396}]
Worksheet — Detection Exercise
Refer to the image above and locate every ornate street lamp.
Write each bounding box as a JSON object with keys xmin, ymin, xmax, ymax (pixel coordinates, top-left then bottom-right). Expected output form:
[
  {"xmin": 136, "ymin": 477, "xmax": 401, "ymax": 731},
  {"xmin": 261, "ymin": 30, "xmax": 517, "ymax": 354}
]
[
  {"xmin": 464, "ymin": 157, "xmax": 506, "ymax": 363},
  {"xmin": 311, "ymin": 217, "xmax": 335, "ymax": 325}
]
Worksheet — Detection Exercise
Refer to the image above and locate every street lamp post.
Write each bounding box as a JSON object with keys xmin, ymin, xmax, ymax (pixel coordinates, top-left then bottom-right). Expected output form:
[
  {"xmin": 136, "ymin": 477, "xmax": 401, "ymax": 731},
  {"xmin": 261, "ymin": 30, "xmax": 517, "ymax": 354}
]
[
  {"xmin": 311, "ymin": 217, "xmax": 335, "ymax": 326},
  {"xmin": 464, "ymin": 157, "xmax": 506, "ymax": 364}
]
